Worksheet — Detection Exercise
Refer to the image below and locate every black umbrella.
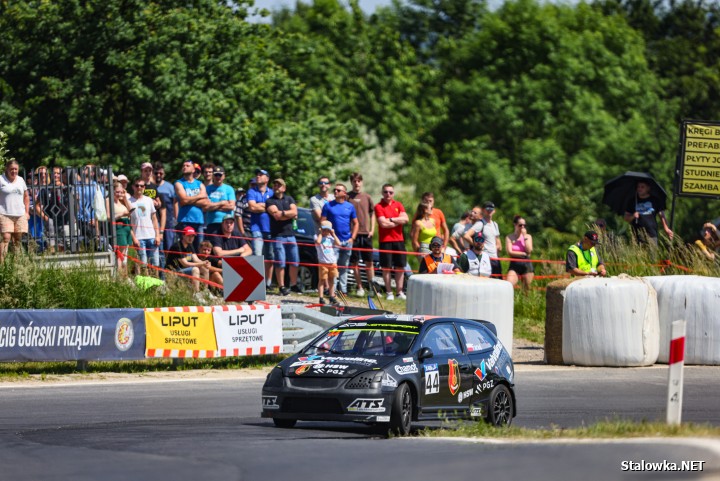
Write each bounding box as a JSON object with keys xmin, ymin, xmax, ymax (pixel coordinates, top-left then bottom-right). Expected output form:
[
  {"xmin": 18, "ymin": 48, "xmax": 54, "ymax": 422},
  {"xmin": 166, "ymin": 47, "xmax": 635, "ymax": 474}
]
[{"xmin": 602, "ymin": 171, "xmax": 668, "ymax": 216}]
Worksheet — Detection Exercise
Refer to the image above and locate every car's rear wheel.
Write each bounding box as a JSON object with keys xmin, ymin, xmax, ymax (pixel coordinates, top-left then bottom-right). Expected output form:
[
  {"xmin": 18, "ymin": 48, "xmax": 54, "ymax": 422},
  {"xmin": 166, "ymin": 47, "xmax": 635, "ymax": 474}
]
[
  {"xmin": 486, "ymin": 385, "xmax": 513, "ymax": 427},
  {"xmin": 273, "ymin": 418, "xmax": 297, "ymax": 428},
  {"xmin": 389, "ymin": 383, "xmax": 413, "ymax": 436}
]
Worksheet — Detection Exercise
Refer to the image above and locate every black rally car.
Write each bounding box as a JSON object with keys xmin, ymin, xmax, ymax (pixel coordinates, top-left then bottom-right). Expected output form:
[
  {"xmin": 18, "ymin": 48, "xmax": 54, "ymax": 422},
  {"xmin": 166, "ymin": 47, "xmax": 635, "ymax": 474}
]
[{"xmin": 261, "ymin": 314, "xmax": 516, "ymax": 435}]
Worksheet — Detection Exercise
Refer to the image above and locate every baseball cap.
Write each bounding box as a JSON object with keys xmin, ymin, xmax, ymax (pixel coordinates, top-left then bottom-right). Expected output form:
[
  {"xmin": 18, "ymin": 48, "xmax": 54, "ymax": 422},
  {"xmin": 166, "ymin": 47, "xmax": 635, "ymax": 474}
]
[
  {"xmin": 236, "ymin": 186, "xmax": 246, "ymax": 193},
  {"xmin": 182, "ymin": 226, "xmax": 197, "ymax": 236},
  {"xmin": 117, "ymin": 174, "xmax": 128, "ymax": 182},
  {"xmin": 213, "ymin": 166, "xmax": 225, "ymax": 175},
  {"xmin": 473, "ymin": 232, "xmax": 486, "ymax": 244},
  {"xmin": 193, "ymin": 163, "xmax": 201, "ymax": 172},
  {"xmin": 321, "ymin": 220, "xmax": 333, "ymax": 230},
  {"xmin": 430, "ymin": 236, "xmax": 444, "ymax": 247},
  {"xmin": 140, "ymin": 162, "xmax": 153, "ymax": 170},
  {"xmin": 483, "ymin": 201, "xmax": 496, "ymax": 210},
  {"xmin": 272, "ymin": 178, "xmax": 286, "ymax": 187},
  {"xmin": 222, "ymin": 214, "xmax": 235, "ymax": 222},
  {"xmin": 255, "ymin": 168, "xmax": 269, "ymax": 176},
  {"xmin": 584, "ymin": 230, "xmax": 600, "ymax": 244}
]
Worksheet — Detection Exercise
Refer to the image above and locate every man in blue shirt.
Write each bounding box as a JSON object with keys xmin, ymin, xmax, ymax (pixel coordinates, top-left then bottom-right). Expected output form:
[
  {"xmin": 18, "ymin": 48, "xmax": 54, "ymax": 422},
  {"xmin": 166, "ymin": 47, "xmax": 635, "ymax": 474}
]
[
  {"xmin": 247, "ymin": 168, "xmax": 275, "ymax": 286},
  {"xmin": 321, "ymin": 183, "xmax": 358, "ymax": 295},
  {"xmin": 204, "ymin": 166, "xmax": 236, "ymax": 238},
  {"xmin": 174, "ymin": 160, "xmax": 210, "ymax": 250}
]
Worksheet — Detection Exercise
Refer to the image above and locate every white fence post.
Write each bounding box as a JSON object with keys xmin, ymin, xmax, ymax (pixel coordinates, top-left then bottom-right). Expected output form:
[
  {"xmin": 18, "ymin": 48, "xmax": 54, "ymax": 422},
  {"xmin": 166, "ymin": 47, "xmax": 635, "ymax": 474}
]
[{"xmin": 666, "ymin": 319, "xmax": 686, "ymax": 425}]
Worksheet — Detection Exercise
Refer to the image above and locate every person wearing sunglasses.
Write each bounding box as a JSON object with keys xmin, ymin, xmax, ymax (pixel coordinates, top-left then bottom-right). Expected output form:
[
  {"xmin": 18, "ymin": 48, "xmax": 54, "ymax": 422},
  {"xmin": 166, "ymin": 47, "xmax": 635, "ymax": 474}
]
[
  {"xmin": 374, "ymin": 183, "xmax": 409, "ymax": 300},
  {"xmin": 310, "ymin": 175, "xmax": 334, "ymax": 232},
  {"xmin": 505, "ymin": 215, "xmax": 534, "ymax": 290},
  {"xmin": 129, "ymin": 178, "xmax": 161, "ymax": 275},
  {"xmin": 454, "ymin": 232, "xmax": 492, "ymax": 277},
  {"xmin": 204, "ymin": 166, "xmax": 236, "ymax": 238},
  {"xmin": 418, "ymin": 236, "xmax": 452, "ymax": 274},
  {"xmin": 321, "ymin": 183, "xmax": 358, "ymax": 296}
]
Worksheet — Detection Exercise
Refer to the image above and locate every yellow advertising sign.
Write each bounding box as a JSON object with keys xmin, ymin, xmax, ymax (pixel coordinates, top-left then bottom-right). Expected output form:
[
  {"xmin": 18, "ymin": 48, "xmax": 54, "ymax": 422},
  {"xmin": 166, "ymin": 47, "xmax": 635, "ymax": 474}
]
[
  {"xmin": 678, "ymin": 121, "xmax": 720, "ymax": 197},
  {"xmin": 145, "ymin": 311, "xmax": 218, "ymax": 351}
]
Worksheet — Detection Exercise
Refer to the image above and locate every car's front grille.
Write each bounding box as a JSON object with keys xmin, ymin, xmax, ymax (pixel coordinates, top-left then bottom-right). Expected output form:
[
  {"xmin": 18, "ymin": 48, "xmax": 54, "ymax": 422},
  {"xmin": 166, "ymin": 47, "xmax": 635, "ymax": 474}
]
[
  {"xmin": 282, "ymin": 396, "xmax": 344, "ymax": 414},
  {"xmin": 287, "ymin": 377, "xmax": 346, "ymax": 390},
  {"xmin": 346, "ymin": 373, "xmax": 375, "ymax": 389}
]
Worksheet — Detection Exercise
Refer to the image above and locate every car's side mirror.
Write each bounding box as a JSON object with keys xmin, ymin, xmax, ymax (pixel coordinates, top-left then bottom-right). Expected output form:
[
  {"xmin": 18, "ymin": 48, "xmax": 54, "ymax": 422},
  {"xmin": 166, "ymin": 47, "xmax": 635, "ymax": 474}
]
[{"xmin": 417, "ymin": 347, "xmax": 434, "ymax": 360}]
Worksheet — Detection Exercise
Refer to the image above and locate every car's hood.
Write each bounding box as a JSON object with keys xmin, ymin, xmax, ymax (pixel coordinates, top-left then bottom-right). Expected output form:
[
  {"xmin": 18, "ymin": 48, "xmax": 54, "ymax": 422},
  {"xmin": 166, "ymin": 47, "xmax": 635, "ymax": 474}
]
[{"xmin": 283, "ymin": 354, "xmax": 398, "ymax": 378}]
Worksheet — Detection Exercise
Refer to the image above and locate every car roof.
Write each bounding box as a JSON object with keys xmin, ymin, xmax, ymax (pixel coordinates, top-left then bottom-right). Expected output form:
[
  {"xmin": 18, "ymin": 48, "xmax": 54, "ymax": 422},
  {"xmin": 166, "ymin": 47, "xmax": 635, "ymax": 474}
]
[{"xmin": 342, "ymin": 315, "xmax": 496, "ymax": 335}]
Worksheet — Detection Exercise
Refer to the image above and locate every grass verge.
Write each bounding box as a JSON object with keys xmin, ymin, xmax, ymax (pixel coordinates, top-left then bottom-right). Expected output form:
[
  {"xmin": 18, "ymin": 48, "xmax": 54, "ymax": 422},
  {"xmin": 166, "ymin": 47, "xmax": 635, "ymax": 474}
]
[
  {"xmin": 420, "ymin": 418, "xmax": 720, "ymax": 439},
  {"xmin": 0, "ymin": 355, "xmax": 286, "ymax": 381}
]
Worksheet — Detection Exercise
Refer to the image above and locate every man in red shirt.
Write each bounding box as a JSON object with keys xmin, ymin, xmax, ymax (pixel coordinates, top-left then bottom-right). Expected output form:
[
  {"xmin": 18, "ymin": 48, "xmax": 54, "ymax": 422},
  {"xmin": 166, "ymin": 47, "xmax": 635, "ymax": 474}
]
[{"xmin": 374, "ymin": 183, "xmax": 409, "ymax": 300}]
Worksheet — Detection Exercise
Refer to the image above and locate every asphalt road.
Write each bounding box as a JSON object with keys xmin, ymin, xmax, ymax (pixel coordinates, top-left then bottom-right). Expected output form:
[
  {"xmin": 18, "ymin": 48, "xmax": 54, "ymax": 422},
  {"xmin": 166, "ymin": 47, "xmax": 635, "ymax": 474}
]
[{"xmin": 1, "ymin": 366, "xmax": 719, "ymax": 481}]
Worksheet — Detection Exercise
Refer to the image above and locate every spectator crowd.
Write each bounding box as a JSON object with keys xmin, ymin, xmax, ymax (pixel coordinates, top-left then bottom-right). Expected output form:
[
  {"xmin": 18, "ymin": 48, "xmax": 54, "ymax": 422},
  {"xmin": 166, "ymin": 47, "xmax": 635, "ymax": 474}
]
[{"xmin": 1, "ymin": 159, "xmax": 718, "ymax": 302}]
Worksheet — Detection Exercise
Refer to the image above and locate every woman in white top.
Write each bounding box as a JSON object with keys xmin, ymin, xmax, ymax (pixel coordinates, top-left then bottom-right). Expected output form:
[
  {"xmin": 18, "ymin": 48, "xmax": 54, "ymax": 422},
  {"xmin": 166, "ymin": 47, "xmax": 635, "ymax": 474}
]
[{"xmin": 0, "ymin": 160, "xmax": 30, "ymax": 262}]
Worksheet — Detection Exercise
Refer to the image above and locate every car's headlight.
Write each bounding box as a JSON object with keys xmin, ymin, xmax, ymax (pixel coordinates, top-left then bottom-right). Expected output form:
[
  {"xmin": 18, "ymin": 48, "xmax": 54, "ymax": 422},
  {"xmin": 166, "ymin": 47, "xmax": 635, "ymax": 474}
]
[
  {"xmin": 264, "ymin": 366, "xmax": 284, "ymax": 388},
  {"xmin": 346, "ymin": 370, "xmax": 383, "ymax": 389}
]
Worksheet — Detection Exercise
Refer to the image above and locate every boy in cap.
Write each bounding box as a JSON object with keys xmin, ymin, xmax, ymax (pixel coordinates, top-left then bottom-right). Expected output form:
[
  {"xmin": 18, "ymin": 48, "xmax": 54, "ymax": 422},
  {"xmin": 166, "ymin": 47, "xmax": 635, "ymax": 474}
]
[
  {"xmin": 418, "ymin": 236, "xmax": 453, "ymax": 274},
  {"xmin": 164, "ymin": 226, "xmax": 210, "ymax": 292},
  {"xmin": 566, "ymin": 231, "xmax": 608, "ymax": 277},
  {"xmin": 316, "ymin": 220, "xmax": 341, "ymax": 305}
]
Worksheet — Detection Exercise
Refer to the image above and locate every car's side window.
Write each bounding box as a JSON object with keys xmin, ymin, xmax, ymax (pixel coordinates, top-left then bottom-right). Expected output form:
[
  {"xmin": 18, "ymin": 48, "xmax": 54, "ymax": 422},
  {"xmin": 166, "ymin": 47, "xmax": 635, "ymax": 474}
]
[
  {"xmin": 458, "ymin": 324, "xmax": 494, "ymax": 353},
  {"xmin": 420, "ymin": 324, "xmax": 462, "ymax": 355}
]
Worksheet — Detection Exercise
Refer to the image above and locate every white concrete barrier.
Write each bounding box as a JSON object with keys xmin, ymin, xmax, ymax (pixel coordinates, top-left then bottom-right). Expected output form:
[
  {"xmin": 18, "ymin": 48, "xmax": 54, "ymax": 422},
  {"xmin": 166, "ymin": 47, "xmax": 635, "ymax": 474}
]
[
  {"xmin": 406, "ymin": 274, "xmax": 514, "ymax": 356},
  {"xmin": 645, "ymin": 275, "xmax": 720, "ymax": 365},
  {"xmin": 562, "ymin": 277, "xmax": 659, "ymax": 366}
]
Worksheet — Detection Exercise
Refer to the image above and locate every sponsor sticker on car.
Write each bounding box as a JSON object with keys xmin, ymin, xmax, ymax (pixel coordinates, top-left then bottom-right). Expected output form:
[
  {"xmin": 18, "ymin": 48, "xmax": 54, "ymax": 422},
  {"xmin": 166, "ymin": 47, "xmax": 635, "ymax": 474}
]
[
  {"xmin": 347, "ymin": 398, "xmax": 385, "ymax": 413},
  {"xmin": 448, "ymin": 359, "xmax": 460, "ymax": 395},
  {"xmin": 382, "ymin": 373, "xmax": 398, "ymax": 388},
  {"xmin": 457, "ymin": 388, "xmax": 473, "ymax": 403},
  {"xmin": 395, "ymin": 363, "xmax": 419, "ymax": 375},
  {"xmin": 262, "ymin": 396, "xmax": 280, "ymax": 410},
  {"xmin": 424, "ymin": 363, "xmax": 439, "ymax": 395}
]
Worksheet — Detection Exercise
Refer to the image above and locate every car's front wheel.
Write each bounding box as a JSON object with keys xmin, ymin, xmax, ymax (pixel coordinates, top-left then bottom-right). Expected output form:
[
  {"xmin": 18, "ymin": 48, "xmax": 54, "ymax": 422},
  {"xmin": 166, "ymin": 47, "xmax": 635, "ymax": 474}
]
[
  {"xmin": 486, "ymin": 385, "xmax": 513, "ymax": 427},
  {"xmin": 273, "ymin": 418, "xmax": 297, "ymax": 428},
  {"xmin": 389, "ymin": 383, "xmax": 413, "ymax": 436}
]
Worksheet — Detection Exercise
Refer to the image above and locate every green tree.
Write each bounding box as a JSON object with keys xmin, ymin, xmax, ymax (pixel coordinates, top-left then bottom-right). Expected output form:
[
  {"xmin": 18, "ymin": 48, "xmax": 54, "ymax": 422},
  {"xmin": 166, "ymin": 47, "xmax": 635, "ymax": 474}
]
[
  {"xmin": 0, "ymin": 0, "xmax": 360, "ymax": 197},
  {"xmin": 270, "ymin": 0, "xmax": 447, "ymax": 193},
  {"xmin": 435, "ymin": 0, "xmax": 675, "ymax": 235}
]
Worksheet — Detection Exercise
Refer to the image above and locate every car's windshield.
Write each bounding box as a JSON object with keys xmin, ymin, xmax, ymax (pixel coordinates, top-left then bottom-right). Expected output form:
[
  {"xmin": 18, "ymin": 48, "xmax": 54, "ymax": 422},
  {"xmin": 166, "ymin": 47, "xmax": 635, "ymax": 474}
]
[{"xmin": 305, "ymin": 325, "xmax": 418, "ymax": 356}]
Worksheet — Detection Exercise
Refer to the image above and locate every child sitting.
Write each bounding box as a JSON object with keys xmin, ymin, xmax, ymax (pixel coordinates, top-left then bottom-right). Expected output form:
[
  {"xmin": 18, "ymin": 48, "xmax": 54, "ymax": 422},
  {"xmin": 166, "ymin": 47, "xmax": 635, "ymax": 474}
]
[{"xmin": 316, "ymin": 220, "xmax": 341, "ymax": 305}]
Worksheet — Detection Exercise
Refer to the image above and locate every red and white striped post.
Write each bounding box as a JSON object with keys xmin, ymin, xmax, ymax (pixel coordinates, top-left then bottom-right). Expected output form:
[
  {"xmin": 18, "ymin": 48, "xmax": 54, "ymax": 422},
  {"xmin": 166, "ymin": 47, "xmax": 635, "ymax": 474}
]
[{"xmin": 666, "ymin": 320, "xmax": 687, "ymax": 425}]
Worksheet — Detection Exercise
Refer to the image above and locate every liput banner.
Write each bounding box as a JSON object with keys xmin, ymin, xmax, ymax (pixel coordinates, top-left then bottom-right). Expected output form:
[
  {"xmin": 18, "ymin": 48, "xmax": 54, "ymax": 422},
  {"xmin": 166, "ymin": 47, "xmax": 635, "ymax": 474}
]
[
  {"xmin": 145, "ymin": 304, "xmax": 283, "ymax": 358},
  {"xmin": 0, "ymin": 309, "xmax": 146, "ymax": 361}
]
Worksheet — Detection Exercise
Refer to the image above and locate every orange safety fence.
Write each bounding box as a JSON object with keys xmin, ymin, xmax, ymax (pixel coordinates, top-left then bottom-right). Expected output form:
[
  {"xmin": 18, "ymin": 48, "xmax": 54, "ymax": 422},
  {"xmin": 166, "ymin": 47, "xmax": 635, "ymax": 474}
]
[
  {"xmin": 120, "ymin": 247, "xmax": 222, "ymax": 289},
  {"xmin": 116, "ymin": 222, "xmax": 697, "ymax": 282}
]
